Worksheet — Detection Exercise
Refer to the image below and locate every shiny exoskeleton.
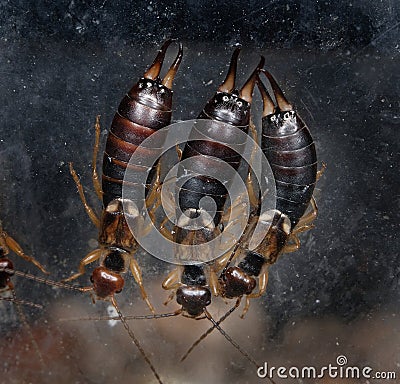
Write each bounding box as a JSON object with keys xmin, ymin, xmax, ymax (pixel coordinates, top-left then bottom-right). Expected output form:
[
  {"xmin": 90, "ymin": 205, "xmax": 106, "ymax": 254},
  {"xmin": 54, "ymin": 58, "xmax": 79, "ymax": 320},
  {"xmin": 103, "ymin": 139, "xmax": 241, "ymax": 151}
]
[
  {"xmin": 177, "ymin": 48, "xmax": 264, "ymax": 228},
  {"xmin": 67, "ymin": 40, "xmax": 183, "ymax": 311},
  {"xmin": 163, "ymin": 49, "xmax": 264, "ymax": 313},
  {"xmin": 102, "ymin": 39, "xmax": 183, "ymax": 207},
  {"xmin": 217, "ymin": 68, "xmax": 320, "ymax": 316}
]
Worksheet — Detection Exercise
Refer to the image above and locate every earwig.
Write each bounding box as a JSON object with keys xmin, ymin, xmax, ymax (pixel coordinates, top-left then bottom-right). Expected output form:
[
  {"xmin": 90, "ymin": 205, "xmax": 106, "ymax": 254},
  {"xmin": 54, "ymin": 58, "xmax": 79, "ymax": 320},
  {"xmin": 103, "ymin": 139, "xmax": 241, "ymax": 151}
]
[
  {"xmin": 217, "ymin": 69, "xmax": 323, "ymax": 311},
  {"xmin": 163, "ymin": 48, "xmax": 264, "ymax": 302},
  {"xmin": 0, "ymin": 221, "xmax": 48, "ymax": 368},
  {"xmin": 64, "ymin": 40, "xmax": 183, "ymax": 384},
  {"xmin": 182, "ymin": 67, "xmax": 324, "ymax": 361},
  {"xmin": 66, "ymin": 40, "xmax": 183, "ymax": 312},
  {"xmin": 102, "ymin": 38, "xmax": 183, "ymax": 207}
]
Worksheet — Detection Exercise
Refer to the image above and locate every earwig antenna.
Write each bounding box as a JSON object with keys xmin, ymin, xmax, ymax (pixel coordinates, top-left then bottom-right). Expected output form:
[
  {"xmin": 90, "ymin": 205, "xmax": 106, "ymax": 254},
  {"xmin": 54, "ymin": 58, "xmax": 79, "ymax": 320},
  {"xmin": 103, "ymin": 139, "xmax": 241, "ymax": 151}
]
[
  {"xmin": 203, "ymin": 307, "xmax": 277, "ymax": 384},
  {"xmin": 10, "ymin": 285, "xmax": 46, "ymax": 369},
  {"xmin": 110, "ymin": 297, "xmax": 164, "ymax": 384},
  {"xmin": 203, "ymin": 307, "xmax": 260, "ymax": 367},
  {"xmin": 181, "ymin": 298, "xmax": 241, "ymax": 362},
  {"xmin": 0, "ymin": 296, "xmax": 43, "ymax": 309},
  {"xmin": 1, "ymin": 268, "xmax": 90, "ymax": 292},
  {"xmin": 59, "ymin": 310, "xmax": 181, "ymax": 322}
]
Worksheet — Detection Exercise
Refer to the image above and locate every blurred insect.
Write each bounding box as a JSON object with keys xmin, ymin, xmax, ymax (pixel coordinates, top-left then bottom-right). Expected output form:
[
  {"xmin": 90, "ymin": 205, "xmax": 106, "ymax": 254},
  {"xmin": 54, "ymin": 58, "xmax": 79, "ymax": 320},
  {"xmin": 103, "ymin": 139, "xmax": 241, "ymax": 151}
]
[
  {"xmin": 181, "ymin": 67, "xmax": 325, "ymax": 362},
  {"xmin": 62, "ymin": 40, "xmax": 183, "ymax": 384},
  {"xmin": 0, "ymin": 220, "xmax": 48, "ymax": 368}
]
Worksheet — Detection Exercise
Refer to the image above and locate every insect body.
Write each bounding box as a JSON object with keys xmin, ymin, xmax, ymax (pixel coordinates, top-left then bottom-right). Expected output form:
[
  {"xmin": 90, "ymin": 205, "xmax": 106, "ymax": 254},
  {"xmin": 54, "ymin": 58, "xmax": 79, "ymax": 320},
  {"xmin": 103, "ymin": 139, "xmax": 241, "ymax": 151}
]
[
  {"xmin": 65, "ymin": 41, "xmax": 183, "ymax": 384},
  {"xmin": 181, "ymin": 68, "xmax": 324, "ymax": 363},
  {"xmin": 217, "ymin": 69, "xmax": 321, "ymax": 314},
  {"xmin": 66, "ymin": 40, "xmax": 183, "ymax": 311},
  {"xmin": 102, "ymin": 38, "xmax": 183, "ymax": 207}
]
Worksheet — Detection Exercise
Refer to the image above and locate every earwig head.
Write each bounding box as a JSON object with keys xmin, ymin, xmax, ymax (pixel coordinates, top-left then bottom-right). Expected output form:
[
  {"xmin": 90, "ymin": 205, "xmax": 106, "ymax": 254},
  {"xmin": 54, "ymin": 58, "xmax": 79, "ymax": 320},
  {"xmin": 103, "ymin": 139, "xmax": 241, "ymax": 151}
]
[
  {"xmin": 219, "ymin": 266, "xmax": 256, "ymax": 299},
  {"xmin": 128, "ymin": 40, "xmax": 183, "ymax": 109},
  {"xmin": 176, "ymin": 286, "xmax": 211, "ymax": 317},
  {"xmin": 90, "ymin": 266, "xmax": 124, "ymax": 299},
  {"xmin": 0, "ymin": 257, "xmax": 14, "ymax": 289}
]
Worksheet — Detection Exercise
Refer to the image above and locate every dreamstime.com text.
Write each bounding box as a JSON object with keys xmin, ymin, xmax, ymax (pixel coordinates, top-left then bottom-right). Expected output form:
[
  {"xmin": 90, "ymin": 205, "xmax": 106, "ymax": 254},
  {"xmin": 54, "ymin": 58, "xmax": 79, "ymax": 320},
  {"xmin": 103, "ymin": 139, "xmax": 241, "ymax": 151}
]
[{"xmin": 257, "ymin": 355, "xmax": 396, "ymax": 380}]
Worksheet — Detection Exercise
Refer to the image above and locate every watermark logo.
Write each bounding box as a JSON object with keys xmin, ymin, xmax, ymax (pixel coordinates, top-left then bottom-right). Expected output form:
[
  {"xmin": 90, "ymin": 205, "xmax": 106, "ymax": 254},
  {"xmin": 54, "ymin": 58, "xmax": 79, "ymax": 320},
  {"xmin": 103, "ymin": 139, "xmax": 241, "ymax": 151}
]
[
  {"xmin": 121, "ymin": 119, "xmax": 276, "ymax": 265},
  {"xmin": 257, "ymin": 355, "xmax": 396, "ymax": 380}
]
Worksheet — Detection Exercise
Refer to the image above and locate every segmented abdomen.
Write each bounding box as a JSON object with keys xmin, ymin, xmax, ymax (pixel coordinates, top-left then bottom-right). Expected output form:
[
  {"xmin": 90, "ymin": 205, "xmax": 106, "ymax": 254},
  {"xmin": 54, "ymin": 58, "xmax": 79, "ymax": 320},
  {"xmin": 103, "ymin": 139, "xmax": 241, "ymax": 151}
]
[
  {"xmin": 262, "ymin": 115, "xmax": 317, "ymax": 227},
  {"xmin": 102, "ymin": 93, "xmax": 172, "ymax": 207}
]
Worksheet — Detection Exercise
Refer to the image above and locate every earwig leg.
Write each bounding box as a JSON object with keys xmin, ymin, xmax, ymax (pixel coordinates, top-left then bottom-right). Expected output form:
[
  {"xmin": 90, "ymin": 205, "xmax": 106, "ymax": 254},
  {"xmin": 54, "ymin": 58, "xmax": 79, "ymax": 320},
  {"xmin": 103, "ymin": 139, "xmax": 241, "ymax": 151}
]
[
  {"xmin": 162, "ymin": 267, "xmax": 181, "ymax": 290},
  {"xmin": 63, "ymin": 248, "xmax": 103, "ymax": 282},
  {"xmin": 4, "ymin": 235, "xmax": 49, "ymax": 274},
  {"xmin": 175, "ymin": 144, "xmax": 182, "ymax": 161},
  {"xmin": 246, "ymin": 170, "xmax": 259, "ymax": 209},
  {"xmin": 129, "ymin": 258, "xmax": 155, "ymax": 314},
  {"xmin": 294, "ymin": 196, "xmax": 318, "ymax": 230},
  {"xmin": 91, "ymin": 115, "xmax": 103, "ymax": 201},
  {"xmin": 163, "ymin": 290, "xmax": 176, "ymax": 306},
  {"xmin": 240, "ymin": 296, "xmax": 251, "ymax": 319},
  {"xmin": 240, "ymin": 269, "xmax": 269, "ymax": 318},
  {"xmin": 282, "ymin": 235, "xmax": 300, "ymax": 253},
  {"xmin": 316, "ymin": 162, "xmax": 327, "ymax": 181},
  {"xmin": 145, "ymin": 161, "xmax": 162, "ymax": 209},
  {"xmin": 209, "ymin": 267, "xmax": 220, "ymax": 297},
  {"xmin": 69, "ymin": 162, "xmax": 100, "ymax": 228}
]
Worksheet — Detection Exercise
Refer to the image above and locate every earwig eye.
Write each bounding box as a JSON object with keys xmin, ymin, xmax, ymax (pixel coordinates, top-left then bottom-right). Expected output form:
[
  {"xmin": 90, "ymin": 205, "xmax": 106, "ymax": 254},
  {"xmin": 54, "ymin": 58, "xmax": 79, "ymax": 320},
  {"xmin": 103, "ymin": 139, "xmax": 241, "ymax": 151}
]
[
  {"xmin": 116, "ymin": 289, "xmax": 122, "ymax": 294},
  {"xmin": 222, "ymin": 95, "xmax": 229, "ymax": 102},
  {"xmin": 90, "ymin": 276, "xmax": 94, "ymax": 283}
]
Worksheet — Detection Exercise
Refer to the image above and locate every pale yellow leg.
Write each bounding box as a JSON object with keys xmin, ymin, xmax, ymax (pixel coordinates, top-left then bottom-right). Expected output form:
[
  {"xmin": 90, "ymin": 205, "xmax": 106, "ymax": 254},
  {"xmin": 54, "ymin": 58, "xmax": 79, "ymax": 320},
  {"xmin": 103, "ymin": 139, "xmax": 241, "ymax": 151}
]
[
  {"xmin": 282, "ymin": 234, "xmax": 300, "ymax": 253},
  {"xmin": 317, "ymin": 162, "xmax": 327, "ymax": 181},
  {"xmin": 295, "ymin": 196, "xmax": 318, "ymax": 230},
  {"xmin": 91, "ymin": 115, "xmax": 103, "ymax": 201},
  {"xmin": 129, "ymin": 258, "xmax": 155, "ymax": 314},
  {"xmin": 63, "ymin": 248, "xmax": 103, "ymax": 282},
  {"xmin": 4, "ymin": 235, "xmax": 48, "ymax": 274},
  {"xmin": 208, "ymin": 267, "xmax": 220, "ymax": 297},
  {"xmin": 240, "ymin": 269, "xmax": 269, "ymax": 318},
  {"xmin": 162, "ymin": 267, "xmax": 182, "ymax": 290},
  {"xmin": 69, "ymin": 162, "xmax": 100, "ymax": 228}
]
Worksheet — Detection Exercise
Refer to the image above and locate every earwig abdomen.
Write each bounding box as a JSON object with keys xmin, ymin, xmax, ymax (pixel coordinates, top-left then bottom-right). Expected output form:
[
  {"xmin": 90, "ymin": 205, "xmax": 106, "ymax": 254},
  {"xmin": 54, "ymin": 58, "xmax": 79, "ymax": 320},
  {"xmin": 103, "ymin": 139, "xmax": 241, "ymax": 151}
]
[
  {"xmin": 259, "ymin": 71, "xmax": 317, "ymax": 228},
  {"xmin": 102, "ymin": 40, "xmax": 183, "ymax": 207},
  {"xmin": 177, "ymin": 50, "xmax": 264, "ymax": 227}
]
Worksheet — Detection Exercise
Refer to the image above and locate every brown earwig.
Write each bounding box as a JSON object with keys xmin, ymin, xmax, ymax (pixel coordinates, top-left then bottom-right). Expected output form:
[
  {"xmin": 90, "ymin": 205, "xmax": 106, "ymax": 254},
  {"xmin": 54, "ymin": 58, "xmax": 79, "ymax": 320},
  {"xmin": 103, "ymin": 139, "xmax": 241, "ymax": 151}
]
[
  {"xmin": 181, "ymin": 67, "xmax": 325, "ymax": 363},
  {"xmin": 66, "ymin": 40, "xmax": 183, "ymax": 311},
  {"xmin": 63, "ymin": 40, "xmax": 183, "ymax": 384},
  {"xmin": 162, "ymin": 48, "xmax": 264, "ymax": 305}
]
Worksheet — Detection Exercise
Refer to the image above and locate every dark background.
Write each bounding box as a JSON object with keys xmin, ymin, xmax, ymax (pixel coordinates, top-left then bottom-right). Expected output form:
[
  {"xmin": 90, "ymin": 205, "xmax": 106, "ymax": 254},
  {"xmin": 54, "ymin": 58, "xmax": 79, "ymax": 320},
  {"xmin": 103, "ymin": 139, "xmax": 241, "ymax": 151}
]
[{"xmin": 0, "ymin": 1, "xmax": 399, "ymax": 383}]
